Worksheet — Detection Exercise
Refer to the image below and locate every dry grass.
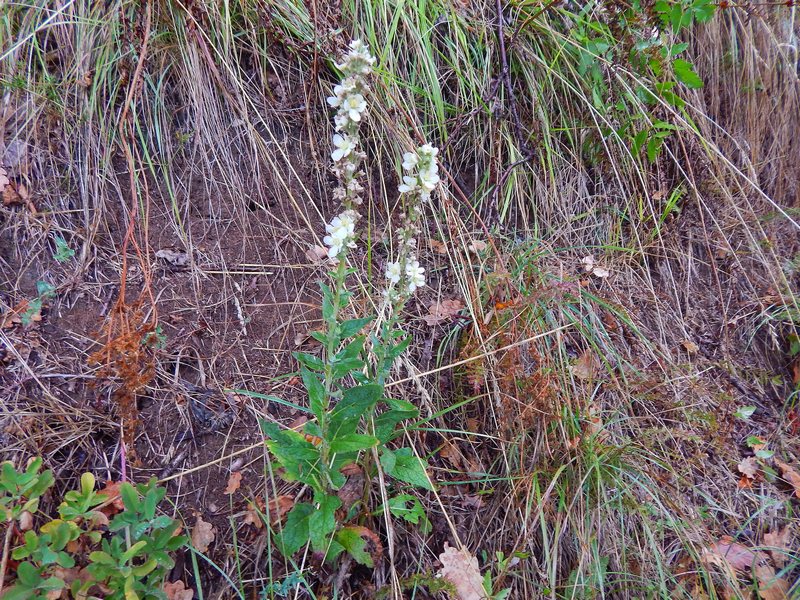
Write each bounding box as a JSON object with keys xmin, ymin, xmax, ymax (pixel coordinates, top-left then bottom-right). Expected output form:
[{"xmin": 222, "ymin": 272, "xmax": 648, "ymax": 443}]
[{"xmin": 1, "ymin": 0, "xmax": 799, "ymax": 598}]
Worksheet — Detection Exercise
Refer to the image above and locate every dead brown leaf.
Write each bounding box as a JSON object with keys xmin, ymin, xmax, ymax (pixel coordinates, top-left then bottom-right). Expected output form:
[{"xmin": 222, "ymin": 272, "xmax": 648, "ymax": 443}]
[
  {"xmin": 97, "ymin": 481, "xmax": 126, "ymax": 515},
  {"xmin": 2, "ymin": 181, "xmax": 35, "ymax": 213},
  {"xmin": 753, "ymin": 563, "xmax": 789, "ymax": 600},
  {"xmin": 164, "ymin": 580, "xmax": 195, "ymax": 600},
  {"xmin": 243, "ymin": 502, "xmax": 263, "ymax": 529},
  {"xmin": 438, "ymin": 543, "xmax": 486, "ymax": 600},
  {"xmin": 704, "ymin": 537, "xmax": 758, "ymax": 571},
  {"xmin": 572, "ymin": 350, "xmax": 600, "ymax": 380},
  {"xmin": 337, "ymin": 465, "xmax": 365, "ymax": 513},
  {"xmin": 738, "ymin": 457, "xmax": 759, "ymax": 479},
  {"xmin": 423, "ymin": 299, "xmax": 464, "ymax": 326},
  {"xmin": 774, "ymin": 459, "xmax": 800, "ymax": 498},
  {"xmin": 0, "ymin": 166, "xmax": 9, "ymax": 192},
  {"xmin": 468, "ymin": 240, "xmax": 487, "ymax": 253},
  {"xmin": 440, "ymin": 440, "xmax": 464, "ymax": 470},
  {"xmin": 465, "ymin": 418, "xmax": 480, "ymax": 433},
  {"xmin": 155, "ymin": 248, "xmax": 189, "ymax": 267},
  {"xmin": 682, "ymin": 339, "xmax": 700, "ymax": 354},
  {"xmin": 224, "ymin": 471, "xmax": 242, "ymax": 495},
  {"xmin": 580, "ymin": 255, "xmax": 610, "ymax": 278},
  {"xmin": 763, "ymin": 526, "xmax": 792, "ymax": 568},
  {"xmin": 429, "ymin": 239, "xmax": 448, "ymax": 254},
  {"xmin": 191, "ymin": 515, "xmax": 215, "ymax": 552},
  {"xmin": 266, "ymin": 495, "xmax": 294, "ymax": 524}
]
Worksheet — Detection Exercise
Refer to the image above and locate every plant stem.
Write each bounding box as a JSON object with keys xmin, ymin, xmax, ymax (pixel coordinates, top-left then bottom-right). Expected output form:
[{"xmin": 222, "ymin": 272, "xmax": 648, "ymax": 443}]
[{"xmin": 320, "ymin": 257, "xmax": 349, "ymax": 490}]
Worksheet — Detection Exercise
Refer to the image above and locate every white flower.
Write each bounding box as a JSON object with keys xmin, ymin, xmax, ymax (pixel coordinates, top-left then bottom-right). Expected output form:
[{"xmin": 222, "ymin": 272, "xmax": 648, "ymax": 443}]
[
  {"xmin": 385, "ymin": 261, "xmax": 402, "ymax": 285},
  {"xmin": 342, "ymin": 94, "xmax": 367, "ymax": 122},
  {"xmin": 398, "ymin": 175, "xmax": 419, "ymax": 194},
  {"xmin": 418, "ymin": 166, "xmax": 440, "ymax": 192},
  {"xmin": 326, "ymin": 81, "xmax": 355, "ymax": 108},
  {"xmin": 335, "ymin": 40, "xmax": 376, "ymax": 75},
  {"xmin": 331, "ymin": 134, "xmax": 356, "ymax": 162},
  {"xmin": 402, "ymin": 152, "xmax": 418, "ymax": 171},
  {"xmin": 323, "ymin": 211, "xmax": 358, "ymax": 258},
  {"xmin": 419, "ymin": 144, "xmax": 439, "ymax": 158},
  {"xmin": 405, "ymin": 259, "xmax": 425, "ymax": 293},
  {"xmin": 334, "ymin": 114, "xmax": 349, "ymax": 131}
]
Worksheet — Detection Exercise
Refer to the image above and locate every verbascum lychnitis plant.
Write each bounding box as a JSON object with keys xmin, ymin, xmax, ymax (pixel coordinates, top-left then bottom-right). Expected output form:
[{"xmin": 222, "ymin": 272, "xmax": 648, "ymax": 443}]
[{"xmin": 260, "ymin": 40, "xmax": 437, "ymax": 568}]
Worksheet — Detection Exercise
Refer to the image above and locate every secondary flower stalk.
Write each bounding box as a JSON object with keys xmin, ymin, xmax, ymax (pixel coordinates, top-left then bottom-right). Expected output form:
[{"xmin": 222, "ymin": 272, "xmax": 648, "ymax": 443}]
[{"xmin": 385, "ymin": 144, "xmax": 441, "ymax": 301}]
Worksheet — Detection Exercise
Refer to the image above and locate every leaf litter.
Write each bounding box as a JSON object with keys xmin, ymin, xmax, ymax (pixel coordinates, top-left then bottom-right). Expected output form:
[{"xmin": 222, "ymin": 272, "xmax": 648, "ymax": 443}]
[{"xmin": 438, "ymin": 543, "xmax": 486, "ymax": 600}]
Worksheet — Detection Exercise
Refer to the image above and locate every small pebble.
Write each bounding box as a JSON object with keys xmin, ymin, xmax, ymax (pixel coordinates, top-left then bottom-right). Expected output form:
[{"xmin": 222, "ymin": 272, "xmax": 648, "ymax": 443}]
[{"xmin": 230, "ymin": 457, "xmax": 244, "ymax": 471}]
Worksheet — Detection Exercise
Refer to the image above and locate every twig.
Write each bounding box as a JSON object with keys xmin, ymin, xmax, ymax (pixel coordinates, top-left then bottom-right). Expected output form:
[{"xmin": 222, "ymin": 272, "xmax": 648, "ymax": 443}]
[
  {"xmin": 0, "ymin": 521, "xmax": 14, "ymax": 597},
  {"xmin": 495, "ymin": 0, "xmax": 529, "ymax": 154}
]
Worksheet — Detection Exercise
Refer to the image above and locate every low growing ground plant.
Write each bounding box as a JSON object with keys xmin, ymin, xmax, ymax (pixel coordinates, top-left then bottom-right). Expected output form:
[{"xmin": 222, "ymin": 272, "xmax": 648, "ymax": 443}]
[{"xmin": 0, "ymin": 459, "xmax": 186, "ymax": 600}]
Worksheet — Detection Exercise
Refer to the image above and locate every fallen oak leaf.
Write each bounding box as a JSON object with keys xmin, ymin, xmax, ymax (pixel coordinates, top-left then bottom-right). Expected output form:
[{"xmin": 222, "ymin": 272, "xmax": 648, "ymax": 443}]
[
  {"xmin": 774, "ymin": 459, "xmax": 800, "ymax": 498},
  {"xmin": 164, "ymin": 580, "xmax": 195, "ymax": 600},
  {"xmin": 703, "ymin": 536, "xmax": 759, "ymax": 571},
  {"xmin": 266, "ymin": 495, "xmax": 294, "ymax": 524},
  {"xmin": 753, "ymin": 563, "xmax": 789, "ymax": 600},
  {"xmin": 191, "ymin": 515, "xmax": 215, "ymax": 552},
  {"xmin": 572, "ymin": 350, "xmax": 600, "ymax": 380},
  {"xmin": 155, "ymin": 248, "xmax": 189, "ymax": 267},
  {"xmin": 423, "ymin": 299, "xmax": 464, "ymax": 326},
  {"xmin": 467, "ymin": 240, "xmax": 487, "ymax": 254},
  {"xmin": 738, "ymin": 457, "xmax": 759, "ymax": 479},
  {"xmin": 763, "ymin": 526, "xmax": 792, "ymax": 568},
  {"xmin": 97, "ymin": 480, "xmax": 126, "ymax": 515},
  {"xmin": 242, "ymin": 502, "xmax": 263, "ymax": 529},
  {"xmin": 429, "ymin": 239, "xmax": 448, "ymax": 254},
  {"xmin": 2, "ymin": 180, "xmax": 35, "ymax": 213},
  {"xmin": 438, "ymin": 543, "xmax": 486, "ymax": 600},
  {"xmin": 224, "ymin": 471, "xmax": 242, "ymax": 495}
]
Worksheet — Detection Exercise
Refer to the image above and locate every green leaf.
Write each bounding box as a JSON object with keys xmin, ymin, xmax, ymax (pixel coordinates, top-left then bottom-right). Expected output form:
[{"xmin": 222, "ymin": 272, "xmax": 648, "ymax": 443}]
[
  {"xmin": 53, "ymin": 236, "xmax": 75, "ymax": 263},
  {"xmin": 308, "ymin": 495, "xmax": 341, "ymax": 551},
  {"xmin": 632, "ymin": 129, "xmax": 648, "ymax": 157},
  {"xmin": 335, "ymin": 527, "xmax": 373, "ymax": 567},
  {"xmin": 262, "ymin": 423, "xmax": 323, "ymax": 486},
  {"xmin": 673, "ymin": 58, "xmax": 703, "ymax": 88},
  {"xmin": 36, "ymin": 281, "xmax": 55, "ymax": 298},
  {"xmin": 378, "ymin": 494, "xmax": 431, "ymax": 533},
  {"xmin": 277, "ymin": 503, "xmax": 314, "ymax": 556},
  {"xmin": 669, "ymin": 42, "xmax": 689, "ymax": 56},
  {"xmin": 332, "ymin": 337, "xmax": 366, "ymax": 379},
  {"xmin": 339, "ymin": 317, "xmax": 373, "ymax": 338},
  {"xmin": 320, "ymin": 282, "xmax": 335, "ymax": 323},
  {"xmin": 735, "ymin": 406, "xmax": 756, "ymax": 420},
  {"xmin": 328, "ymin": 384, "xmax": 383, "ymax": 439},
  {"xmin": 381, "ymin": 448, "xmax": 433, "ymax": 491},
  {"xmin": 122, "ymin": 540, "xmax": 148, "ymax": 562},
  {"xmin": 80, "ymin": 472, "xmax": 95, "ymax": 495},
  {"xmin": 89, "ymin": 550, "xmax": 117, "ymax": 565},
  {"xmin": 294, "ymin": 352, "xmax": 325, "ymax": 371},
  {"xmin": 301, "ymin": 367, "xmax": 326, "ymax": 422},
  {"xmin": 16, "ymin": 561, "xmax": 41, "ymax": 587},
  {"xmin": 646, "ymin": 136, "xmax": 664, "ymax": 163},
  {"xmin": 691, "ymin": 0, "xmax": 716, "ymax": 22},
  {"xmin": 119, "ymin": 483, "xmax": 140, "ymax": 513},
  {"xmin": 329, "ymin": 434, "xmax": 379, "ymax": 454}
]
